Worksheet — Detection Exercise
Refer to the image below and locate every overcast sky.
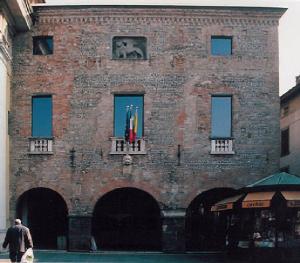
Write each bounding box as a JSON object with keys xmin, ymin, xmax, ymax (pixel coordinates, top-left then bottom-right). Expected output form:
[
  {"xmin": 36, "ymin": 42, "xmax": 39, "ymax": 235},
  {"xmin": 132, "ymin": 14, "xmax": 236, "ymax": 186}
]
[{"xmin": 42, "ymin": 0, "xmax": 300, "ymax": 95}]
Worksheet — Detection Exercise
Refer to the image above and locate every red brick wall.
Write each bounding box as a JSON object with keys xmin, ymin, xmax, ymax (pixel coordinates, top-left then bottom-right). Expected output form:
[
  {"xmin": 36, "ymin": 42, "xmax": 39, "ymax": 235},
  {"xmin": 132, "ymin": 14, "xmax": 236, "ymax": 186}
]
[{"xmin": 11, "ymin": 6, "xmax": 283, "ymax": 216}]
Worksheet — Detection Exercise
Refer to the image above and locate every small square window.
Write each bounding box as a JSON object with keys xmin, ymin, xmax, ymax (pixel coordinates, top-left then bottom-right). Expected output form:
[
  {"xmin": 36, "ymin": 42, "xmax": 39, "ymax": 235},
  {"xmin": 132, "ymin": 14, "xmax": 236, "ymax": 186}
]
[
  {"xmin": 280, "ymin": 166, "xmax": 289, "ymax": 173},
  {"xmin": 33, "ymin": 36, "xmax": 53, "ymax": 55},
  {"xmin": 281, "ymin": 105, "xmax": 289, "ymax": 117},
  {"xmin": 211, "ymin": 36, "xmax": 232, "ymax": 56}
]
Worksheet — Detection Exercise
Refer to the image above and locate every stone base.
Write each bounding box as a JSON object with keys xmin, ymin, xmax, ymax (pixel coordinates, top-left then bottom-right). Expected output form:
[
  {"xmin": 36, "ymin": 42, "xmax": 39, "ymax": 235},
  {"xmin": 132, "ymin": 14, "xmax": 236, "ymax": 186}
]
[
  {"xmin": 68, "ymin": 215, "xmax": 92, "ymax": 251},
  {"xmin": 161, "ymin": 209, "xmax": 186, "ymax": 252}
]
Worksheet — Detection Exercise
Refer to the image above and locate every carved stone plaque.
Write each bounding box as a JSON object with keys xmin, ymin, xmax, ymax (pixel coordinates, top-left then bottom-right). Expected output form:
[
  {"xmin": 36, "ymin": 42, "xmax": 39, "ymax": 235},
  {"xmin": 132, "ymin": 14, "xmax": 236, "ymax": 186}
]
[{"xmin": 112, "ymin": 36, "xmax": 147, "ymax": 60}]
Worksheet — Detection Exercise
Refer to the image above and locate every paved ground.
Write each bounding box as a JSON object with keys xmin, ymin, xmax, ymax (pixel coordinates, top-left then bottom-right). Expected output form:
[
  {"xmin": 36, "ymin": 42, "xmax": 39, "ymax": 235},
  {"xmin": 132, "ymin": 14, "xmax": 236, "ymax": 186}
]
[
  {"xmin": 1, "ymin": 249, "xmax": 299, "ymax": 262},
  {"xmin": 0, "ymin": 250, "xmax": 241, "ymax": 263}
]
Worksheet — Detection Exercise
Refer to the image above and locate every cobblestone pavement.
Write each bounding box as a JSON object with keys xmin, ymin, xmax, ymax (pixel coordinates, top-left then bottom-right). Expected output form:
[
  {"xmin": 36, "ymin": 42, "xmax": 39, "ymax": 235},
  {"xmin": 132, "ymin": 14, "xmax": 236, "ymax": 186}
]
[{"xmin": 0, "ymin": 250, "xmax": 244, "ymax": 263}]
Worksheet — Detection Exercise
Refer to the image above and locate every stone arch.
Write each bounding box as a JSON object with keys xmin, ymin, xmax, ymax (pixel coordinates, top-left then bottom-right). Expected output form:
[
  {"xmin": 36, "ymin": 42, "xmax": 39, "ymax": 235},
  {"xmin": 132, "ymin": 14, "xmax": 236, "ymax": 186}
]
[
  {"xmin": 17, "ymin": 185, "xmax": 71, "ymax": 213},
  {"xmin": 16, "ymin": 187, "xmax": 69, "ymax": 249},
  {"xmin": 185, "ymin": 187, "xmax": 237, "ymax": 251},
  {"xmin": 89, "ymin": 182, "xmax": 162, "ymax": 212},
  {"xmin": 92, "ymin": 187, "xmax": 162, "ymax": 251}
]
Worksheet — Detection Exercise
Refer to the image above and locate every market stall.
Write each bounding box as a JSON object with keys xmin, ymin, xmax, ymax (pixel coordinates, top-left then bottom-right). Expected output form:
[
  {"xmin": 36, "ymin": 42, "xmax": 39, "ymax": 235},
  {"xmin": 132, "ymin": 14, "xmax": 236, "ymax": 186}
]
[{"xmin": 211, "ymin": 172, "xmax": 300, "ymax": 257}]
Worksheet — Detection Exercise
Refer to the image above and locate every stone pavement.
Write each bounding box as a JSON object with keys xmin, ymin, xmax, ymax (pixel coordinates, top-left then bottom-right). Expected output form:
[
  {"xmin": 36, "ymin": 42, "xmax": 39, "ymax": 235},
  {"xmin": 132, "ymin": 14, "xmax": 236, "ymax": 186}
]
[{"xmin": 0, "ymin": 250, "xmax": 243, "ymax": 263}]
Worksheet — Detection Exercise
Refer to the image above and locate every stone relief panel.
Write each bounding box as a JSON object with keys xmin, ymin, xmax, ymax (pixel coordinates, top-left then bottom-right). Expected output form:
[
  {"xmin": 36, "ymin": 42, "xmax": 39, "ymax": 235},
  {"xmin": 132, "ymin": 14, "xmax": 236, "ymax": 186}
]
[{"xmin": 112, "ymin": 36, "xmax": 147, "ymax": 60}]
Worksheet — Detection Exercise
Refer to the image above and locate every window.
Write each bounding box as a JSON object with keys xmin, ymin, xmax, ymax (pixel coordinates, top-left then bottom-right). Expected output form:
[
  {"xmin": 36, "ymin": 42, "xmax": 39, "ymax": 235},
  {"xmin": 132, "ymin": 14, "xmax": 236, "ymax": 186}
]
[
  {"xmin": 32, "ymin": 96, "xmax": 52, "ymax": 137},
  {"xmin": 211, "ymin": 36, "xmax": 232, "ymax": 56},
  {"xmin": 281, "ymin": 128, "xmax": 289, "ymax": 157},
  {"xmin": 211, "ymin": 96, "xmax": 232, "ymax": 138},
  {"xmin": 33, "ymin": 36, "xmax": 53, "ymax": 55},
  {"xmin": 281, "ymin": 105, "xmax": 289, "ymax": 117},
  {"xmin": 114, "ymin": 95, "xmax": 143, "ymax": 138},
  {"xmin": 280, "ymin": 166, "xmax": 290, "ymax": 173}
]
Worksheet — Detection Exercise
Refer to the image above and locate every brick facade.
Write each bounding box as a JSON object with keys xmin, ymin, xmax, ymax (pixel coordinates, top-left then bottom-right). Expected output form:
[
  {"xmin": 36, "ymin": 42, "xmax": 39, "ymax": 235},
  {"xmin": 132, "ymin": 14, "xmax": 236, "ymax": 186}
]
[
  {"xmin": 0, "ymin": 0, "xmax": 33, "ymax": 250},
  {"xmin": 11, "ymin": 6, "xmax": 285, "ymax": 251},
  {"xmin": 280, "ymin": 79, "xmax": 300, "ymax": 176}
]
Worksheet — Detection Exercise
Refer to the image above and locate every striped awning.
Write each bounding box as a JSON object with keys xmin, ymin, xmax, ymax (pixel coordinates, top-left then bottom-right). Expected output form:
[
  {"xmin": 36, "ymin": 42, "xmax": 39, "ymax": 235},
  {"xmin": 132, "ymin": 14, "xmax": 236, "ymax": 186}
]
[
  {"xmin": 242, "ymin": 192, "xmax": 275, "ymax": 208},
  {"xmin": 281, "ymin": 191, "xmax": 300, "ymax": 207},
  {"xmin": 211, "ymin": 194, "xmax": 244, "ymax": 212}
]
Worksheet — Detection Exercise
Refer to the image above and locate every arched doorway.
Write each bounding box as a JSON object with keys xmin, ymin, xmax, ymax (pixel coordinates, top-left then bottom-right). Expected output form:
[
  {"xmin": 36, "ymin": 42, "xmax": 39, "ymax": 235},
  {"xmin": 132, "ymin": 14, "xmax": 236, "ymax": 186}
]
[
  {"xmin": 16, "ymin": 188, "xmax": 68, "ymax": 249},
  {"xmin": 92, "ymin": 187, "xmax": 161, "ymax": 251},
  {"xmin": 186, "ymin": 188, "xmax": 237, "ymax": 251}
]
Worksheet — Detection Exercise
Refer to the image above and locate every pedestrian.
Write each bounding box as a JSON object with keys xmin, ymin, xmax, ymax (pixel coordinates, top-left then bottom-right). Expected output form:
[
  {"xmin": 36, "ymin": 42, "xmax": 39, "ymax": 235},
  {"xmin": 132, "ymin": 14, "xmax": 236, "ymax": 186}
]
[
  {"xmin": 2, "ymin": 219, "xmax": 33, "ymax": 263},
  {"xmin": 226, "ymin": 220, "xmax": 240, "ymax": 259},
  {"xmin": 249, "ymin": 231, "xmax": 262, "ymax": 263}
]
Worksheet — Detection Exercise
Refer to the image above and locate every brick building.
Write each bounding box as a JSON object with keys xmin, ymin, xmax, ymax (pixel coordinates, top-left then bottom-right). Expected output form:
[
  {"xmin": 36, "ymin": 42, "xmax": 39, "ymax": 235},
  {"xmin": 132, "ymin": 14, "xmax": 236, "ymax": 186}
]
[
  {"xmin": 0, "ymin": 0, "xmax": 40, "ymax": 248},
  {"xmin": 280, "ymin": 76, "xmax": 300, "ymax": 176},
  {"xmin": 11, "ymin": 5, "xmax": 285, "ymax": 251}
]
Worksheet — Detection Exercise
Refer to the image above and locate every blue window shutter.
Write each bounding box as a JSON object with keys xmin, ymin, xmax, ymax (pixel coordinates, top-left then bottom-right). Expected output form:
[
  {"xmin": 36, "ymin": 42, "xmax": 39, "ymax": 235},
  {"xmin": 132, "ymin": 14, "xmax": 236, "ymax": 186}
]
[
  {"xmin": 114, "ymin": 95, "xmax": 143, "ymax": 137},
  {"xmin": 211, "ymin": 96, "xmax": 232, "ymax": 138},
  {"xmin": 32, "ymin": 96, "xmax": 52, "ymax": 137},
  {"xmin": 211, "ymin": 36, "xmax": 232, "ymax": 56}
]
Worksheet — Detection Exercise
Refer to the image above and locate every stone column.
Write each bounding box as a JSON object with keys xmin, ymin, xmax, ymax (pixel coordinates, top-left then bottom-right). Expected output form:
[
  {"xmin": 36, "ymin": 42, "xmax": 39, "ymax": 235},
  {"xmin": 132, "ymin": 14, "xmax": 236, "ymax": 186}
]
[
  {"xmin": 161, "ymin": 209, "xmax": 186, "ymax": 252},
  {"xmin": 68, "ymin": 215, "xmax": 92, "ymax": 251},
  {"xmin": 0, "ymin": 41, "xmax": 10, "ymax": 250}
]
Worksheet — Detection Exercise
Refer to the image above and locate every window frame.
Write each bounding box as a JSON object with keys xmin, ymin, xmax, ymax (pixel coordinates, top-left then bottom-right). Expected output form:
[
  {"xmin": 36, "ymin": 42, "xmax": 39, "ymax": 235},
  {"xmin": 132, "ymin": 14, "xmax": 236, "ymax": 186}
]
[
  {"xmin": 280, "ymin": 166, "xmax": 290, "ymax": 173},
  {"xmin": 33, "ymin": 36, "xmax": 54, "ymax": 55},
  {"xmin": 113, "ymin": 94, "xmax": 144, "ymax": 138},
  {"xmin": 210, "ymin": 95, "xmax": 233, "ymax": 139},
  {"xmin": 31, "ymin": 95, "xmax": 53, "ymax": 138},
  {"xmin": 281, "ymin": 127, "xmax": 290, "ymax": 157},
  {"xmin": 211, "ymin": 36, "xmax": 233, "ymax": 56}
]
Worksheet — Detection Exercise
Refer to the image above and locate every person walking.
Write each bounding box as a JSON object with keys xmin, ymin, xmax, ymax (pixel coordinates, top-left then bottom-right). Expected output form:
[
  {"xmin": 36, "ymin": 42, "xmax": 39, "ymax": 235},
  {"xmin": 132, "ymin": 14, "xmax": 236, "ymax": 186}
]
[{"xmin": 2, "ymin": 219, "xmax": 33, "ymax": 263}]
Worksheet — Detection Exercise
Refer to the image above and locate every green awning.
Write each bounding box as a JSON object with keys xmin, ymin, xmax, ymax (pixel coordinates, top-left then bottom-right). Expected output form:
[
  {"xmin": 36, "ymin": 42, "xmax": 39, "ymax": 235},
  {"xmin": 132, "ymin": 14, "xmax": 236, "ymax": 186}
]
[{"xmin": 246, "ymin": 172, "xmax": 300, "ymax": 187}]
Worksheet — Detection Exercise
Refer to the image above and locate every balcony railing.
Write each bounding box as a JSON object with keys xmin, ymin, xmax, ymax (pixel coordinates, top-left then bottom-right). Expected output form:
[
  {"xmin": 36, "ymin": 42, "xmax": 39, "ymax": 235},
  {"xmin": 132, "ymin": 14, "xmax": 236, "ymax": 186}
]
[
  {"xmin": 29, "ymin": 138, "xmax": 53, "ymax": 154},
  {"xmin": 110, "ymin": 137, "xmax": 146, "ymax": 154},
  {"xmin": 211, "ymin": 139, "xmax": 234, "ymax": 155}
]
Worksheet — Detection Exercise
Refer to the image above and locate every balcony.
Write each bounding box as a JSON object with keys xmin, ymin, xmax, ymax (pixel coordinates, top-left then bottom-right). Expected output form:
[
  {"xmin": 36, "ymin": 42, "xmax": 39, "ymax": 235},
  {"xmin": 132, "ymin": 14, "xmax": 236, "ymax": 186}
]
[
  {"xmin": 211, "ymin": 139, "xmax": 234, "ymax": 155},
  {"xmin": 29, "ymin": 138, "xmax": 53, "ymax": 154},
  {"xmin": 110, "ymin": 137, "xmax": 146, "ymax": 155}
]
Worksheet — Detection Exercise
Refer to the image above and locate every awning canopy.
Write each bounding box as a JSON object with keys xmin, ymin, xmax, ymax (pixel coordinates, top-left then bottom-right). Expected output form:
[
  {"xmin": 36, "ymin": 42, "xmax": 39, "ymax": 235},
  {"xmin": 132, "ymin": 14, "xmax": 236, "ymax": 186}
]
[
  {"xmin": 246, "ymin": 172, "xmax": 300, "ymax": 188},
  {"xmin": 211, "ymin": 194, "xmax": 244, "ymax": 212},
  {"xmin": 281, "ymin": 191, "xmax": 300, "ymax": 207},
  {"xmin": 242, "ymin": 192, "xmax": 275, "ymax": 208}
]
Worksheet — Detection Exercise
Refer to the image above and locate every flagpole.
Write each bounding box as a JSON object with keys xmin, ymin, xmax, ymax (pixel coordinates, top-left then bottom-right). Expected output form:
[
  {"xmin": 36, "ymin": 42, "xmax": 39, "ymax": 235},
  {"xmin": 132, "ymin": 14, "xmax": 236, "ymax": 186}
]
[
  {"xmin": 133, "ymin": 106, "xmax": 138, "ymax": 143},
  {"xmin": 125, "ymin": 105, "xmax": 130, "ymax": 153}
]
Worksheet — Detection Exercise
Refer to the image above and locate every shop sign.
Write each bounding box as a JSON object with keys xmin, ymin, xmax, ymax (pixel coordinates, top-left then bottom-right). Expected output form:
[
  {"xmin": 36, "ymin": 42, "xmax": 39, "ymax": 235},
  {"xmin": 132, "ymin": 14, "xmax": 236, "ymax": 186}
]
[
  {"xmin": 242, "ymin": 200, "xmax": 270, "ymax": 208},
  {"xmin": 216, "ymin": 203, "xmax": 233, "ymax": 211},
  {"xmin": 287, "ymin": 200, "xmax": 300, "ymax": 207}
]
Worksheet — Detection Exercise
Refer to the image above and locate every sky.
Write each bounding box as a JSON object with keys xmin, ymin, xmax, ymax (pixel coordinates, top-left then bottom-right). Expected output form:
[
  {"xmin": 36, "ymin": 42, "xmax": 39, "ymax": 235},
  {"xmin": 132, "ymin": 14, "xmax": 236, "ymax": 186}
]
[{"xmin": 41, "ymin": 0, "xmax": 300, "ymax": 95}]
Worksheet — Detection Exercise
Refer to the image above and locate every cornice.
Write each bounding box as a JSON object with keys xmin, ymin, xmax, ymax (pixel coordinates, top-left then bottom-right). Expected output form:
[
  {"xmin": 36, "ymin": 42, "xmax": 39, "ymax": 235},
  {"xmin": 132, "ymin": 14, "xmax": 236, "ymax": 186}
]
[
  {"xmin": 4, "ymin": 0, "xmax": 33, "ymax": 32},
  {"xmin": 34, "ymin": 7, "xmax": 284, "ymax": 26},
  {"xmin": 36, "ymin": 15, "xmax": 279, "ymax": 27}
]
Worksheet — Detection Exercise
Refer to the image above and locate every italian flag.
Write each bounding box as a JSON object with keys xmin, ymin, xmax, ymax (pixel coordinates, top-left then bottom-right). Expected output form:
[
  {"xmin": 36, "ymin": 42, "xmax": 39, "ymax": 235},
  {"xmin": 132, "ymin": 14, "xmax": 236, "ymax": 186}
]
[
  {"xmin": 125, "ymin": 106, "xmax": 131, "ymax": 142},
  {"xmin": 129, "ymin": 107, "xmax": 138, "ymax": 143},
  {"xmin": 129, "ymin": 113, "xmax": 134, "ymax": 143},
  {"xmin": 133, "ymin": 107, "xmax": 138, "ymax": 142}
]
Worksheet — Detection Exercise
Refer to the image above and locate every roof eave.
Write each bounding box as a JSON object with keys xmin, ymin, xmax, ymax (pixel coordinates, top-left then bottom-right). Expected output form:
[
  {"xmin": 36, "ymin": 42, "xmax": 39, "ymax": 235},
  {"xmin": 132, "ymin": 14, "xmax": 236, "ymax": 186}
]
[{"xmin": 5, "ymin": 0, "xmax": 33, "ymax": 32}]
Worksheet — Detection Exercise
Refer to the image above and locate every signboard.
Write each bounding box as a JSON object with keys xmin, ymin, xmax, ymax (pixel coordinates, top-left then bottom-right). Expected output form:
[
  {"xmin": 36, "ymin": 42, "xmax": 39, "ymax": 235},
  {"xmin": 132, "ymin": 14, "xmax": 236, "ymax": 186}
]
[
  {"xmin": 212, "ymin": 203, "xmax": 233, "ymax": 211},
  {"xmin": 287, "ymin": 200, "xmax": 300, "ymax": 207},
  {"xmin": 242, "ymin": 200, "xmax": 271, "ymax": 208}
]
